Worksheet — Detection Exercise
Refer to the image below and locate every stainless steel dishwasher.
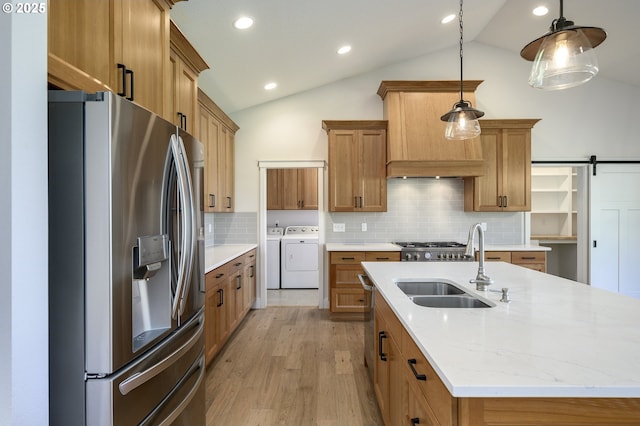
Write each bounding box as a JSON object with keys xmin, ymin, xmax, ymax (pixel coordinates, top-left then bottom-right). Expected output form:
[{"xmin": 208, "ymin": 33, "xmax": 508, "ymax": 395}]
[{"xmin": 358, "ymin": 273, "xmax": 374, "ymax": 382}]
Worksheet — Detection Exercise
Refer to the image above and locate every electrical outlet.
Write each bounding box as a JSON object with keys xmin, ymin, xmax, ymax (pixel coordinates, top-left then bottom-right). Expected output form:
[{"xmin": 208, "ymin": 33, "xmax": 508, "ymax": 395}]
[
  {"xmin": 333, "ymin": 223, "xmax": 345, "ymax": 232},
  {"xmin": 481, "ymin": 222, "xmax": 487, "ymax": 231},
  {"xmin": 361, "ymin": 223, "xmax": 367, "ymax": 232},
  {"xmin": 208, "ymin": 224, "xmax": 212, "ymax": 233}
]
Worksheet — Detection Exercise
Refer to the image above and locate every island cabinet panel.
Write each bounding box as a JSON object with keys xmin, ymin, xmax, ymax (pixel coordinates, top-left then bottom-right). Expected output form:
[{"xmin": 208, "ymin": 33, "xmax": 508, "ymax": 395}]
[
  {"xmin": 374, "ymin": 298, "xmax": 403, "ymax": 426},
  {"xmin": 329, "ymin": 251, "xmax": 399, "ymax": 319},
  {"xmin": 205, "ymin": 249, "xmax": 257, "ymax": 366},
  {"xmin": 464, "ymin": 119, "xmax": 539, "ymax": 212},
  {"xmin": 457, "ymin": 397, "xmax": 640, "ymax": 426},
  {"xmin": 324, "ymin": 121, "xmax": 387, "ymax": 212}
]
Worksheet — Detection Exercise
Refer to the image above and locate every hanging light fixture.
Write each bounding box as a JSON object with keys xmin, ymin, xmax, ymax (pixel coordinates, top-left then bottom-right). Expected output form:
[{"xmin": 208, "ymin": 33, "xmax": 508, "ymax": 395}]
[
  {"xmin": 521, "ymin": 0, "xmax": 607, "ymax": 90},
  {"xmin": 441, "ymin": 0, "xmax": 484, "ymax": 140}
]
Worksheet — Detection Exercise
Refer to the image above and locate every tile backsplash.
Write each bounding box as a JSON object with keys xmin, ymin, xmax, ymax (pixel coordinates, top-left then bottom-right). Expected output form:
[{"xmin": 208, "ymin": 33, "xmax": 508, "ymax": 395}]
[
  {"xmin": 326, "ymin": 178, "xmax": 523, "ymax": 244},
  {"xmin": 207, "ymin": 178, "xmax": 525, "ymax": 247}
]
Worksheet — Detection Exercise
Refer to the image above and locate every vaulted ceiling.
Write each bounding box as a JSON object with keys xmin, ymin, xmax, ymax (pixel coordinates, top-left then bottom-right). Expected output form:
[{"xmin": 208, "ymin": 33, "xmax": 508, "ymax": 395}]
[{"xmin": 171, "ymin": 0, "xmax": 640, "ymax": 113}]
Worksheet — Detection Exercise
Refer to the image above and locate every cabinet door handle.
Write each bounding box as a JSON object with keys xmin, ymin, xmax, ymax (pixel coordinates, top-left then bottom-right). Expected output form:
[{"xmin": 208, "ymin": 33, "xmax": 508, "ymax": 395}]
[
  {"xmin": 125, "ymin": 68, "xmax": 134, "ymax": 101},
  {"xmin": 378, "ymin": 331, "xmax": 387, "ymax": 361},
  {"xmin": 182, "ymin": 114, "xmax": 187, "ymax": 132},
  {"xmin": 236, "ymin": 274, "xmax": 242, "ymax": 290},
  {"xmin": 410, "ymin": 418, "xmax": 421, "ymax": 425},
  {"xmin": 407, "ymin": 359, "xmax": 427, "ymax": 381},
  {"xmin": 216, "ymin": 289, "xmax": 223, "ymax": 307},
  {"xmin": 249, "ymin": 265, "xmax": 255, "ymax": 278},
  {"xmin": 226, "ymin": 196, "xmax": 232, "ymax": 209},
  {"xmin": 117, "ymin": 63, "xmax": 127, "ymax": 97},
  {"xmin": 359, "ymin": 196, "xmax": 363, "ymax": 208},
  {"xmin": 354, "ymin": 196, "xmax": 358, "ymax": 208},
  {"xmin": 209, "ymin": 194, "xmax": 216, "ymax": 208},
  {"xmin": 504, "ymin": 195, "xmax": 508, "ymax": 207},
  {"xmin": 498, "ymin": 195, "xmax": 503, "ymax": 208}
]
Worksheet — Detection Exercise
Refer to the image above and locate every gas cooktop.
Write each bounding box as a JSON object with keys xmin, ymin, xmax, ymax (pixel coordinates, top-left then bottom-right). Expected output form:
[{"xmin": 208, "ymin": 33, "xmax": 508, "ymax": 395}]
[{"xmin": 393, "ymin": 242, "xmax": 466, "ymax": 249}]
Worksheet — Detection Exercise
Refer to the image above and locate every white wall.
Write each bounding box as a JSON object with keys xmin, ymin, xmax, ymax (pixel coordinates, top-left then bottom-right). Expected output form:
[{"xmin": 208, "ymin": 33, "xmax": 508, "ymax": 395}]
[
  {"xmin": 0, "ymin": 10, "xmax": 49, "ymax": 426},
  {"xmin": 231, "ymin": 42, "xmax": 640, "ymax": 212}
]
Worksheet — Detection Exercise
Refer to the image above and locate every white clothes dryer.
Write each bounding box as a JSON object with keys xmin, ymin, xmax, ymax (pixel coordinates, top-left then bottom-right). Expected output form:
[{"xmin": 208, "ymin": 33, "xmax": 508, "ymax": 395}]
[
  {"xmin": 280, "ymin": 226, "xmax": 319, "ymax": 289},
  {"xmin": 266, "ymin": 227, "xmax": 283, "ymax": 289}
]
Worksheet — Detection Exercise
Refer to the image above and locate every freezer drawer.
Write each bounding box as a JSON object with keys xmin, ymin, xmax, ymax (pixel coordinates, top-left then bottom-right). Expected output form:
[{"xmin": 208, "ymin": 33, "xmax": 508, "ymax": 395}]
[{"xmin": 86, "ymin": 310, "xmax": 205, "ymax": 426}]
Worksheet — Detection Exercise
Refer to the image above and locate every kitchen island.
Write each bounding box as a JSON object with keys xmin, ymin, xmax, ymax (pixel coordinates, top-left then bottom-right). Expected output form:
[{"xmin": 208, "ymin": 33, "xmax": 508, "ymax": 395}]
[{"xmin": 362, "ymin": 260, "xmax": 640, "ymax": 425}]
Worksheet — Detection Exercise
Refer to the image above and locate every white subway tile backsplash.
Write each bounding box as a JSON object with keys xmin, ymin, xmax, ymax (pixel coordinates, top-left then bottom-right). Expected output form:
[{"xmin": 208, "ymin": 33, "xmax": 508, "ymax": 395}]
[{"xmin": 326, "ymin": 178, "xmax": 523, "ymax": 245}]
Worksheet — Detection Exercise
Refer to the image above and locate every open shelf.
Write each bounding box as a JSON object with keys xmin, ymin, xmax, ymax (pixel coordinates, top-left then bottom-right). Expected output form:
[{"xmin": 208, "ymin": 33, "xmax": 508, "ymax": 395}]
[{"xmin": 530, "ymin": 166, "xmax": 576, "ymax": 238}]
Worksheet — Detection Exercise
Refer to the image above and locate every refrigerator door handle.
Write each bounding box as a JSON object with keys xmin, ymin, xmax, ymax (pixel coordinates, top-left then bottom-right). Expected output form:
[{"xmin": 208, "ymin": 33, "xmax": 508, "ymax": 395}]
[
  {"xmin": 118, "ymin": 316, "xmax": 204, "ymax": 396},
  {"xmin": 169, "ymin": 135, "xmax": 190, "ymax": 320},
  {"xmin": 176, "ymin": 135, "xmax": 197, "ymax": 317}
]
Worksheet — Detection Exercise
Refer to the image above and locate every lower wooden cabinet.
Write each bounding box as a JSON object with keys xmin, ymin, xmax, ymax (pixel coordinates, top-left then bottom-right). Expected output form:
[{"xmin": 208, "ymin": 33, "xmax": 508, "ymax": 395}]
[
  {"xmin": 205, "ymin": 248, "xmax": 257, "ymax": 366},
  {"xmin": 329, "ymin": 251, "xmax": 400, "ymax": 319},
  {"xmin": 373, "ymin": 284, "xmax": 640, "ymax": 425},
  {"xmin": 482, "ymin": 250, "xmax": 547, "ymax": 273}
]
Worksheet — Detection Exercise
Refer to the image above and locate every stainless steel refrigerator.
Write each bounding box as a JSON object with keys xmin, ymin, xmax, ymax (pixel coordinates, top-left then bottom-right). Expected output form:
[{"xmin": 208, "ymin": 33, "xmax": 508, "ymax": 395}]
[{"xmin": 48, "ymin": 91, "xmax": 206, "ymax": 425}]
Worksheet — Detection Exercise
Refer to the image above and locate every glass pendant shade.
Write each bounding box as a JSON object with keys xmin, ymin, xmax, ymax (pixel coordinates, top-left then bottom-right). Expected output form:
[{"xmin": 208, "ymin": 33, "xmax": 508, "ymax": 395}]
[
  {"xmin": 528, "ymin": 28, "xmax": 599, "ymax": 90},
  {"xmin": 442, "ymin": 102, "xmax": 483, "ymax": 140}
]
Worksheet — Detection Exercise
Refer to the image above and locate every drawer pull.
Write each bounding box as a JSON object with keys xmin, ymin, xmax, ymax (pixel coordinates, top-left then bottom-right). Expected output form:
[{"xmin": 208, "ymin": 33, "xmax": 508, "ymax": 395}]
[
  {"xmin": 375, "ymin": 257, "xmax": 390, "ymax": 260},
  {"xmin": 234, "ymin": 262, "xmax": 243, "ymax": 267},
  {"xmin": 215, "ymin": 273, "xmax": 224, "ymax": 279},
  {"xmin": 520, "ymin": 256, "xmax": 537, "ymax": 260},
  {"xmin": 378, "ymin": 331, "xmax": 387, "ymax": 361},
  {"xmin": 408, "ymin": 358, "xmax": 426, "ymax": 381},
  {"xmin": 487, "ymin": 257, "xmax": 502, "ymax": 260},
  {"xmin": 341, "ymin": 257, "xmax": 355, "ymax": 260},
  {"xmin": 410, "ymin": 418, "xmax": 421, "ymax": 425}
]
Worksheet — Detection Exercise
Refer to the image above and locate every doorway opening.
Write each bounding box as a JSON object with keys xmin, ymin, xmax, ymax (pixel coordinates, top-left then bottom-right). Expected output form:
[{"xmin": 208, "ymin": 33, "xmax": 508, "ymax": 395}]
[{"xmin": 256, "ymin": 161, "xmax": 326, "ymax": 309}]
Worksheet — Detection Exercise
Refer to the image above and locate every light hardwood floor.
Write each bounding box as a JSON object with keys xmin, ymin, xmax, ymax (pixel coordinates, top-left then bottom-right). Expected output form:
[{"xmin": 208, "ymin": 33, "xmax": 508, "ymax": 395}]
[{"xmin": 205, "ymin": 307, "xmax": 383, "ymax": 425}]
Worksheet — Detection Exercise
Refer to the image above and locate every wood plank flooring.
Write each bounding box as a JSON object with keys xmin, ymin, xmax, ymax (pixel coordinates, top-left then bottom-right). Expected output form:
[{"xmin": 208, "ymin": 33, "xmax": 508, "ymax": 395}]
[{"xmin": 205, "ymin": 307, "xmax": 383, "ymax": 425}]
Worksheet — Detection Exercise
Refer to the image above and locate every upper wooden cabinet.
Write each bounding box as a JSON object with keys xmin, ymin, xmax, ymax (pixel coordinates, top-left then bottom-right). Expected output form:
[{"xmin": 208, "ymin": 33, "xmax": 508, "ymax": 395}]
[
  {"xmin": 48, "ymin": 0, "xmax": 177, "ymax": 116},
  {"xmin": 324, "ymin": 121, "xmax": 387, "ymax": 212},
  {"xmin": 464, "ymin": 119, "xmax": 540, "ymax": 212},
  {"xmin": 168, "ymin": 21, "xmax": 209, "ymax": 133},
  {"xmin": 198, "ymin": 90, "xmax": 239, "ymax": 213},
  {"xmin": 377, "ymin": 81, "xmax": 484, "ymax": 178},
  {"xmin": 267, "ymin": 168, "xmax": 318, "ymax": 210}
]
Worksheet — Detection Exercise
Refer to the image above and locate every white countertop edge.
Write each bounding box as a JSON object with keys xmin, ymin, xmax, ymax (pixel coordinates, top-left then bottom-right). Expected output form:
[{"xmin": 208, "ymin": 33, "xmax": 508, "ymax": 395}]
[
  {"xmin": 205, "ymin": 244, "xmax": 257, "ymax": 273},
  {"xmin": 483, "ymin": 244, "xmax": 551, "ymax": 252},
  {"xmin": 325, "ymin": 243, "xmax": 401, "ymax": 251}
]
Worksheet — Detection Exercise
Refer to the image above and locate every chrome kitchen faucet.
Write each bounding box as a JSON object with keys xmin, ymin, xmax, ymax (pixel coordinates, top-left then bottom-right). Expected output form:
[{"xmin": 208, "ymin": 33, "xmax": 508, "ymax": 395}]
[{"xmin": 464, "ymin": 223, "xmax": 494, "ymax": 291}]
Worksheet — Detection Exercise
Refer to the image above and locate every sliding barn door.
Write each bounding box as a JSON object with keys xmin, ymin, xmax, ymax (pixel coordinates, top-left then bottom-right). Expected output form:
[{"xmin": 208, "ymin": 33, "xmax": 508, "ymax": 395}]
[{"xmin": 589, "ymin": 164, "xmax": 640, "ymax": 299}]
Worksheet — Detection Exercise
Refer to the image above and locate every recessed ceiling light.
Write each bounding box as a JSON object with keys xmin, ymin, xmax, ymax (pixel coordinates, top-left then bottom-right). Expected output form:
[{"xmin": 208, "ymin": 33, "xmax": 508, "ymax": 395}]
[
  {"xmin": 441, "ymin": 14, "xmax": 456, "ymax": 24},
  {"xmin": 233, "ymin": 16, "xmax": 254, "ymax": 30},
  {"xmin": 337, "ymin": 45, "xmax": 351, "ymax": 55},
  {"xmin": 264, "ymin": 82, "xmax": 277, "ymax": 91},
  {"xmin": 532, "ymin": 6, "xmax": 549, "ymax": 16}
]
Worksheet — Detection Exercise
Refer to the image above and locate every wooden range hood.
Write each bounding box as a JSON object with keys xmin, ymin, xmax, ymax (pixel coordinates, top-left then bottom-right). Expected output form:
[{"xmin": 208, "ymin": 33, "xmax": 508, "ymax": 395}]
[{"xmin": 377, "ymin": 80, "xmax": 485, "ymax": 178}]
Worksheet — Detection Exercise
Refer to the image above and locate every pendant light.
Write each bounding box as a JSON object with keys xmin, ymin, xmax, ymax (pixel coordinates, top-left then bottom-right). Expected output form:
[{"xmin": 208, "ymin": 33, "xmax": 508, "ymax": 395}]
[
  {"xmin": 441, "ymin": 0, "xmax": 484, "ymax": 140},
  {"xmin": 521, "ymin": 0, "xmax": 607, "ymax": 90}
]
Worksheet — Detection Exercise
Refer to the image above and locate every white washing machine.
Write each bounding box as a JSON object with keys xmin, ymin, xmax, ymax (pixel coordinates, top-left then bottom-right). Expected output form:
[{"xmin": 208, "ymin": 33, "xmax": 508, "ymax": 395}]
[
  {"xmin": 280, "ymin": 226, "xmax": 319, "ymax": 289},
  {"xmin": 266, "ymin": 227, "xmax": 283, "ymax": 289}
]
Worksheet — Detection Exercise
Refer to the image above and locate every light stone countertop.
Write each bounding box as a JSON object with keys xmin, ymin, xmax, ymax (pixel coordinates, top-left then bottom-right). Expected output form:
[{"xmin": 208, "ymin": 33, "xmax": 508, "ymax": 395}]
[
  {"xmin": 325, "ymin": 243, "xmax": 401, "ymax": 252},
  {"xmin": 361, "ymin": 260, "xmax": 640, "ymax": 398},
  {"xmin": 205, "ymin": 244, "xmax": 257, "ymax": 273}
]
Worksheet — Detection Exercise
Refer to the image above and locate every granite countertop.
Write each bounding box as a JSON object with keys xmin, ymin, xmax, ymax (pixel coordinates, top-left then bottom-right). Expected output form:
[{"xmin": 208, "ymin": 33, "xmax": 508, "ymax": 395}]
[
  {"xmin": 361, "ymin": 260, "xmax": 640, "ymax": 398},
  {"xmin": 205, "ymin": 244, "xmax": 257, "ymax": 273}
]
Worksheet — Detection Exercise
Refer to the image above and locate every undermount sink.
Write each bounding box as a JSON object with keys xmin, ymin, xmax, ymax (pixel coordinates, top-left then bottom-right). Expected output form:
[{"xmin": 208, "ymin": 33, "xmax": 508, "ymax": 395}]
[
  {"xmin": 396, "ymin": 280, "xmax": 465, "ymax": 296},
  {"xmin": 395, "ymin": 279, "xmax": 495, "ymax": 308},
  {"xmin": 410, "ymin": 295, "xmax": 492, "ymax": 308}
]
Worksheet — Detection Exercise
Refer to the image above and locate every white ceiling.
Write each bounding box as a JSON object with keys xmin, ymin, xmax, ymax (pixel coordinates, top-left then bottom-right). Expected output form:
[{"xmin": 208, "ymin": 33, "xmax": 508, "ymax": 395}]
[{"xmin": 171, "ymin": 0, "xmax": 640, "ymax": 114}]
